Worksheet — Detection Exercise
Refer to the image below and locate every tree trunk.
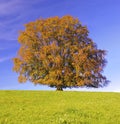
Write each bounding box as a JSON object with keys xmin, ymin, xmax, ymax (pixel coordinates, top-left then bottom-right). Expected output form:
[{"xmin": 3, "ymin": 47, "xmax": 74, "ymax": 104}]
[{"xmin": 56, "ymin": 86, "xmax": 63, "ymax": 91}]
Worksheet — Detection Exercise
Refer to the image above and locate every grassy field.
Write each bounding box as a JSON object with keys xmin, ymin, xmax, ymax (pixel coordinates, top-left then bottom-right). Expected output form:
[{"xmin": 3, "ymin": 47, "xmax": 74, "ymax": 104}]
[{"xmin": 0, "ymin": 91, "xmax": 120, "ymax": 124}]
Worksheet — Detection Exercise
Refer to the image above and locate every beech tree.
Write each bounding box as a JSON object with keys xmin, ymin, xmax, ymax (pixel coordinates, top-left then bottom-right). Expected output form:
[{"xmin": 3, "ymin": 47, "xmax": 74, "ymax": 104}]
[{"xmin": 13, "ymin": 15, "xmax": 108, "ymax": 91}]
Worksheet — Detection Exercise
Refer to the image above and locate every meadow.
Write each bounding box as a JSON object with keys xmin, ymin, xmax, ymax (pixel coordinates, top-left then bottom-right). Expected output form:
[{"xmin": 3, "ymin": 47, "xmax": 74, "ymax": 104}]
[{"xmin": 0, "ymin": 91, "xmax": 120, "ymax": 124}]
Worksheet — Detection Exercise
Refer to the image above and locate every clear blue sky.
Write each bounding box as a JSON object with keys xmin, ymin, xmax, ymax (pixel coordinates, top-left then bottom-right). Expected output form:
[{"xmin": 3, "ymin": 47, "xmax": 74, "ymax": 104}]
[{"xmin": 0, "ymin": 0, "xmax": 120, "ymax": 92}]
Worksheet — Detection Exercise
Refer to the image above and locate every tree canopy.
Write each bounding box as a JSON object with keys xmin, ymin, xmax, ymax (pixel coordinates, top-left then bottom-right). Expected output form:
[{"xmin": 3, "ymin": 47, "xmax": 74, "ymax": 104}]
[{"xmin": 13, "ymin": 15, "xmax": 108, "ymax": 90}]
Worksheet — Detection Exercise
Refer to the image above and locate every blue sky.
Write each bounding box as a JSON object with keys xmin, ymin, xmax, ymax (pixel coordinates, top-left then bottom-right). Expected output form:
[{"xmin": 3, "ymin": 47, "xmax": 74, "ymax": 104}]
[{"xmin": 0, "ymin": 0, "xmax": 120, "ymax": 92}]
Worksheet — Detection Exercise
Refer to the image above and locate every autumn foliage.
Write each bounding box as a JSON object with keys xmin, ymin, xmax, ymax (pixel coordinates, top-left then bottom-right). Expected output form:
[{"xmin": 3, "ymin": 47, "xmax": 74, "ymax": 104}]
[{"xmin": 13, "ymin": 15, "xmax": 108, "ymax": 90}]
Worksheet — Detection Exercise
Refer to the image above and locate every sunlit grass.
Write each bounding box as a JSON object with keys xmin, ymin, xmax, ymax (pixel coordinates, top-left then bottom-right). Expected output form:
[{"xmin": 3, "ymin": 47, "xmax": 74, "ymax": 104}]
[{"xmin": 0, "ymin": 91, "xmax": 120, "ymax": 124}]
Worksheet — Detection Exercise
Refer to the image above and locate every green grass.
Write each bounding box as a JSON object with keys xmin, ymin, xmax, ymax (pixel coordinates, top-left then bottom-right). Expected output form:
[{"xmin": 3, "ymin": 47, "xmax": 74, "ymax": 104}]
[{"xmin": 0, "ymin": 91, "xmax": 120, "ymax": 124}]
